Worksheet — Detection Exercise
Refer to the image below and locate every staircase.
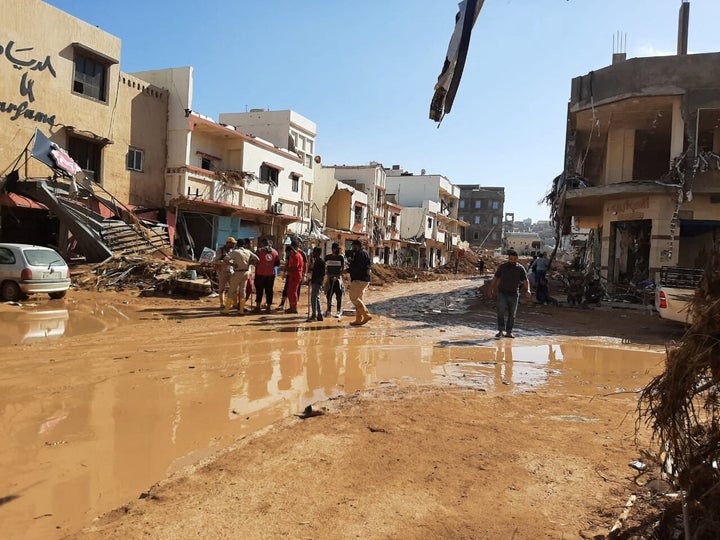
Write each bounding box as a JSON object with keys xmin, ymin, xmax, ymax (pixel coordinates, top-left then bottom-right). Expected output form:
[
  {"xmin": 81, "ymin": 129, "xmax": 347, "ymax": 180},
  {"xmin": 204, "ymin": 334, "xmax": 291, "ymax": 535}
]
[{"xmin": 29, "ymin": 180, "xmax": 170, "ymax": 262}]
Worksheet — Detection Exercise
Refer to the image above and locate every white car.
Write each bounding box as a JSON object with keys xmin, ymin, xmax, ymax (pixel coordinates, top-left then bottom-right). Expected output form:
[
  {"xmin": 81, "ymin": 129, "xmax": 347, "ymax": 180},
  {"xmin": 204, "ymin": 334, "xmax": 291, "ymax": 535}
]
[{"xmin": 0, "ymin": 243, "xmax": 71, "ymax": 301}]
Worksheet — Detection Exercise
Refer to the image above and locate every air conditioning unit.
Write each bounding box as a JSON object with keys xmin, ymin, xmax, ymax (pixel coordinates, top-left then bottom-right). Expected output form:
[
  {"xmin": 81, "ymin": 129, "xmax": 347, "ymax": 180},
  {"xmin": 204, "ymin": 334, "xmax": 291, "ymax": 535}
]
[{"xmin": 271, "ymin": 202, "xmax": 283, "ymax": 214}]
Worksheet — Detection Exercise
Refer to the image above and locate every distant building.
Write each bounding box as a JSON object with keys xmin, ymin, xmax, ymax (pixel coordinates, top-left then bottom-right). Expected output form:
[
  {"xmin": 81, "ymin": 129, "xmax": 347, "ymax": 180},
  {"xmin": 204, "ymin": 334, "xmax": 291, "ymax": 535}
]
[{"xmin": 457, "ymin": 185, "xmax": 504, "ymax": 249}]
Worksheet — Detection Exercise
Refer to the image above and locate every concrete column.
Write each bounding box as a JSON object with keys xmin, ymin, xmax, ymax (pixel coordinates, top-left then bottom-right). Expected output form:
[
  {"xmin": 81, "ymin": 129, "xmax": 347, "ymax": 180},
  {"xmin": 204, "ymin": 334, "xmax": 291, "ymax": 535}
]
[{"xmin": 605, "ymin": 128, "xmax": 635, "ymax": 183}]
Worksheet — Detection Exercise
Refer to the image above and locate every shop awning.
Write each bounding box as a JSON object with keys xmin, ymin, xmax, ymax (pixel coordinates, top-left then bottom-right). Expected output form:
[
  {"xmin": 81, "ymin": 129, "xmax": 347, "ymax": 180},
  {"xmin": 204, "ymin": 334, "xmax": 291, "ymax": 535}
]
[
  {"xmin": 0, "ymin": 192, "xmax": 48, "ymax": 209},
  {"xmin": 169, "ymin": 195, "xmax": 300, "ymax": 223}
]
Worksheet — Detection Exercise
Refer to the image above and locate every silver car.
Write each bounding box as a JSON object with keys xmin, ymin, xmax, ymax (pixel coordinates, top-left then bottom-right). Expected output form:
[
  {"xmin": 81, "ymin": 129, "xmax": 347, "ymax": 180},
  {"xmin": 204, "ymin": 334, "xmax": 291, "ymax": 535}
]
[{"xmin": 0, "ymin": 243, "xmax": 71, "ymax": 301}]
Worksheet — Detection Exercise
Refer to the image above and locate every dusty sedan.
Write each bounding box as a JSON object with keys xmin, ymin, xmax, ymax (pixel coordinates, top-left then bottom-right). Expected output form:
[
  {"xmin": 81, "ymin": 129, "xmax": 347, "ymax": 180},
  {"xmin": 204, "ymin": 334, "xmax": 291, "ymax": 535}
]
[{"xmin": 0, "ymin": 243, "xmax": 71, "ymax": 301}]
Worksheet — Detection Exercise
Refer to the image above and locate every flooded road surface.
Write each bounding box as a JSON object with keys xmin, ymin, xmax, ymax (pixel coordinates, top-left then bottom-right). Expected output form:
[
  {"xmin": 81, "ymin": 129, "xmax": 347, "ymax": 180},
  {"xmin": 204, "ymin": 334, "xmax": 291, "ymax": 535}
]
[{"xmin": 0, "ymin": 282, "xmax": 667, "ymax": 539}]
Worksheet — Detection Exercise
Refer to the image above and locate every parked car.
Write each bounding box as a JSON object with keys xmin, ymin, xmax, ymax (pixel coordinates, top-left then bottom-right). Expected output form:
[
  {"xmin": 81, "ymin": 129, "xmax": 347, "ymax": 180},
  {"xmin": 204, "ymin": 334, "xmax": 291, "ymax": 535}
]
[
  {"xmin": 655, "ymin": 266, "xmax": 704, "ymax": 324},
  {"xmin": 0, "ymin": 243, "xmax": 71, "ymax": 301}
]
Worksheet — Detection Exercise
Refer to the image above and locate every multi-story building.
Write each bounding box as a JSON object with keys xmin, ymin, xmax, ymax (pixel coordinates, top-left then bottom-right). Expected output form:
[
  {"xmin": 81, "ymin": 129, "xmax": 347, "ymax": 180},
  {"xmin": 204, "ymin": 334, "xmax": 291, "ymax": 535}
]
[
  {"xmin": 457, "ymin": 185, "xmax": 504, "ymax": 249},
  {"xmin": 312, "ymin": 165, "xmax": 369, "ymax": 252},
  {"xmin": 385, "ymin": 166, "xmax": 465, "ymax": 268},
  {"xmin": 557, "ymin": 4, "xmax": 720, "ymax": 288},
  {"xmin": 0, "ymin": 0, "xmax": 169, "ymax": 259},
  {"xmin": 326, "ymin": 163, "xmax": 404, "ymax": 265},
  {"xmin": 122, "ymin": 68, "xmax": 315, "ymax": 256}
]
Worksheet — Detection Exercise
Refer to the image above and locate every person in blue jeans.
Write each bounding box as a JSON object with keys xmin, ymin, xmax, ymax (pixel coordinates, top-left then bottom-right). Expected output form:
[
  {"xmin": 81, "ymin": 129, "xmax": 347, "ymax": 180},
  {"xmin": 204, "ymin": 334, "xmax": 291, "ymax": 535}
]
[
  {"xmin": 488, "ymin": 249, "xmax": 532, "ymax": 338},
  {"xmin": 307, "ymin": 246, "xmax": 326, "ymax": 322}
]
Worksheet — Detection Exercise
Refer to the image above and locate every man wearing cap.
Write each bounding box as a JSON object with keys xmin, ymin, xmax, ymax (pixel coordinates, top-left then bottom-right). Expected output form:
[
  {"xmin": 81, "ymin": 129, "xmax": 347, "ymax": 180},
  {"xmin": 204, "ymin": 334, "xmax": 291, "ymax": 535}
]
[
  {"xmin": 324, "ymin": 242, "xmax": 346, "ymax": 318},
  {"xmin": 223, "ymin": 239, "xmax": 259, "ymax": 315},
  {"xmin": 345, "ymin": 239, "xmax": 372, "ymax": 326},
  {"xmin": 213, "ymin": 236, "xmax": 237, "ymax": 310}
]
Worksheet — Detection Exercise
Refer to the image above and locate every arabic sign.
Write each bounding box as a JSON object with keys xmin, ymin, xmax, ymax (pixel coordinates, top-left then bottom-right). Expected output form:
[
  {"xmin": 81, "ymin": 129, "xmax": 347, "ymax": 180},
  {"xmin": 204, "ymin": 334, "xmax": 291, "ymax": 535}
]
[{"xmin": 0, "ymin": 38, "xmax": 57, "ymax": 126}]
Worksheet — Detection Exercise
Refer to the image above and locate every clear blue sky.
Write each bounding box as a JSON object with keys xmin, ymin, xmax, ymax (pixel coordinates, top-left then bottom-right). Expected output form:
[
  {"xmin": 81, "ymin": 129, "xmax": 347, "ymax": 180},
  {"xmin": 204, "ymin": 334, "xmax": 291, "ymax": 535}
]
[{"xmin": 46, "ymin": 0, "xmax": 720, "ymax": 222}]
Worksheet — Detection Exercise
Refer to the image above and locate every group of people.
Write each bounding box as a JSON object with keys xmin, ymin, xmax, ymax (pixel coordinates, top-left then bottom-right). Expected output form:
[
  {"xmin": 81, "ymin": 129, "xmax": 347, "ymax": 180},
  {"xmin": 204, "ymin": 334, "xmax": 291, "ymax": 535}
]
[{"xmin": 212, "ymin": 237, "xmax": 373, "ymax": 326}]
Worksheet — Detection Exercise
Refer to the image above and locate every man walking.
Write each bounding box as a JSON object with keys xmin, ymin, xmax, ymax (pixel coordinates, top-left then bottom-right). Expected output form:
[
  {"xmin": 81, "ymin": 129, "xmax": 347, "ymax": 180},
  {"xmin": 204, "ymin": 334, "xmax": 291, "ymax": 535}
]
[
  {"xmin": 533, "ymin": 252, "xmax": 550, "ymax": 301},
  {"xmin": 346, "ymin": 239, "xmax": 372, "ymax": 326},
  {"xmin": 488, "ymin": 249, "xmax": 531, "ymax": 338},
  {"xmin": 324, "ymin": 242, "xmax": 346, "ymax": 318}
]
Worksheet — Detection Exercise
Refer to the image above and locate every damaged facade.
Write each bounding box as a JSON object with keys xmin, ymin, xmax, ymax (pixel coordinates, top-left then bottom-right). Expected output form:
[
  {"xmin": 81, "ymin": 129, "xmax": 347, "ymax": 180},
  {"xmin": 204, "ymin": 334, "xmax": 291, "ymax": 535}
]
[
  {"xmin": 385, "ymin": 166, "xmax": 466, "ymax": 268},
  {"xmin": 1, "ymin": 1, "xmax": 478, "ymax": 268},
  {"xmin": 558, "ymin": 9, "xmax": 720, "ymax": 289},
  {"xmin": 0, "ymin": 0, "xmax": 170, "ymax": 261}
]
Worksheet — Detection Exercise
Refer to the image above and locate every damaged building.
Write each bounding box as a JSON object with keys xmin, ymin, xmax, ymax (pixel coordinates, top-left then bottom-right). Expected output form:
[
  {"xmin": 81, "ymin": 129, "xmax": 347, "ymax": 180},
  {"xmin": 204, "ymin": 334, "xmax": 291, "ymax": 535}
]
[{"xmin": 557, "ymin": 2, "xmax": 720, "ymax": 289}]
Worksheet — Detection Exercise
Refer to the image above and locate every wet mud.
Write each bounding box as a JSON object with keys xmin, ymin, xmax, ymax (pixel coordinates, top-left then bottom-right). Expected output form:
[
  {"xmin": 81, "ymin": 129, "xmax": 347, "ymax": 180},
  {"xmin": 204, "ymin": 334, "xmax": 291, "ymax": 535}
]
[{"xmin": 0, "ymin": 278, "xmax": 677, "ymax": 539}]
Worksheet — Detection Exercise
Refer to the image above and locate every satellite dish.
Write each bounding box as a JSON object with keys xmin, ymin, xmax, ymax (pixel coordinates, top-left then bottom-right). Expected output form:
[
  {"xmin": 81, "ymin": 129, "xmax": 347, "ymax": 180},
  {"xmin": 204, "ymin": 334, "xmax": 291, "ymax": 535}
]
[{"xmin": 314, "ymin": 155, "xmax": 321, "ymax": 164}]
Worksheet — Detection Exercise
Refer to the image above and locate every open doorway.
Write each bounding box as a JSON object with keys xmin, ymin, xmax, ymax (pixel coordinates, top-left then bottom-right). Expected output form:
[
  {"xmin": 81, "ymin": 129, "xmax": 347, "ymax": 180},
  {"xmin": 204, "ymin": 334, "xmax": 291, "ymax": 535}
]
[{"xmin": 607, "ymin": 219, "xmax": 651, "ymax": 288}]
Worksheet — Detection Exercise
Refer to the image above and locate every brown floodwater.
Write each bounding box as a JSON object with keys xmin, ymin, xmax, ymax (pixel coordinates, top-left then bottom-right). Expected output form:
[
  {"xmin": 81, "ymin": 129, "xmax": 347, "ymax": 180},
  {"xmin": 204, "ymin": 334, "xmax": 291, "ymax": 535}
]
[{"xmin": 0, "ymin": 296, "xmax": 666, "ymax": 539}]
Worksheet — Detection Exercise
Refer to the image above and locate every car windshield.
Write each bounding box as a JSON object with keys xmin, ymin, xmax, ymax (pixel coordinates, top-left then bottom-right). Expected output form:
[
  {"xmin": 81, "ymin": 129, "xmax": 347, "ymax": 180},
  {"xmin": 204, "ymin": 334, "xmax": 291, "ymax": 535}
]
[{"xmin": 24, "ymin": 249, "xmax": 64, "ymax": 267}]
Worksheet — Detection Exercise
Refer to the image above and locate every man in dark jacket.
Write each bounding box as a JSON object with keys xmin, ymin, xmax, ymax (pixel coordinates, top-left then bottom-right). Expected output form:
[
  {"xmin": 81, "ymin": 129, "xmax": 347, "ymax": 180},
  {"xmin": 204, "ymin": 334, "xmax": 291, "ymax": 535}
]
[
  {"xmin": 488, "ymin": 249, "xmax": 531, "ymax": 338},
  {"xmin": 346, "ymin": 239, "xmax": 372, "ymax": 326}
]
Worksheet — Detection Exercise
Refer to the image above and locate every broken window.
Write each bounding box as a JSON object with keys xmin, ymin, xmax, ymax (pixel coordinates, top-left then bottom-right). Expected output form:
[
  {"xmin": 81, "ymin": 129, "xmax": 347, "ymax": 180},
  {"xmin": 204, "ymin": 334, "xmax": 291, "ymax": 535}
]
[
  {"xmin": 696, "ymin": 108, "xmax": 720, "ymax": 154},
  {"xmin": 68, "ymin": 136, "xmax": 102, "ymax": 183},
  {"xmin": 633, "ymin": 129, "xmax": 671, "ymax": 180},
  {"xmin": 73, "ymin": 51, "xmax": 109, "ymax": 102},
  {"xmin": 260, "ymin": 163, "xmax": 280, "ymax": 186}
]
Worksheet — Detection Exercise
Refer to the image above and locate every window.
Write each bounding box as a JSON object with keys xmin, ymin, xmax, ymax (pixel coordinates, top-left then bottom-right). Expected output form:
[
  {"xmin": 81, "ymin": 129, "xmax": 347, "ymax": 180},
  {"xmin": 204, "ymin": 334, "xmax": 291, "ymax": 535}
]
[
  {"xmin": 459, "ymin": 215, "xmax": 465, "ymax": 222},
  {"xmin": 474, "ymin": 216, "xmax": 481, "ymax": 224},
  {"xmin": 68, "ymin": 136, "xmax": 102, "ymax": 182},
  {"xmin": 459, "ymin": 200, "xmax": 465, "ymax": 209},
  {"xmin": 492, "ymin": 200, "xmax": 500, "ymax": 209},
  {"xmin": 473, "ymin": 231, "xmax": 481, "ymax": 240},
  {"xmin": 260, "ymin": 164, "xmax": 279, "ymax": 186},
  {"xmin": 427, "ymin": 217, "xmax": 433, "ymax": 229},
  {"xmin": 474, "ymin": 200, "xmax": 481, "ymax": 209},
  {"xmin": 0, "ymin": 247, "xmax": 15, "ymax": 264},
  {"xmin": 127, "ymin": 148, "xmax": 144, "ymax": 172},
  {"xmin": 73, "ymin": 53, "xmax": 108, "ymax": 101},
  {"xmin": 491, "ymin": 232, "xmax": 498, "ymax": 240},
  {"xmin": 303, "ymin": 153, "xmax": 313, "ymax": 168},
  {"xmin": 354, "ymin": 205, "xmax": 363, "ymax": 224},
  {"xmin": 291, "ymin": 174, "xmax": 300, "ymax": 193},
  {"xmin": 201, "ymin": 157, "xmax": 213, "ymax": 171},
  {"xmin": 492, "ymin": 216, "xmax": 499, "ymax": 225}
]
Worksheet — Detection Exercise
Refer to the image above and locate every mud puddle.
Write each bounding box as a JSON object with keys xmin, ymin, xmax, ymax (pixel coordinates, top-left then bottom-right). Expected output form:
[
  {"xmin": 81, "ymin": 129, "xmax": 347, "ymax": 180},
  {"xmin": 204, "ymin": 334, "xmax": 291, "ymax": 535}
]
[
  {"xmin": 0, "ymin": 316, "xmax": 665, "ymax": 540},
  {"xmin": 0, "ymin": 300, "xmax": 135, "ymax": 347}
]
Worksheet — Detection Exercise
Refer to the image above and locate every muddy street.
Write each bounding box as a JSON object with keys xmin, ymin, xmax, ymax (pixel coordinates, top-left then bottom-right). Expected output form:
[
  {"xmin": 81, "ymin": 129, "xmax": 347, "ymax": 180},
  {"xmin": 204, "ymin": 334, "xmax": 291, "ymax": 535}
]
[{"xmin": 0, "ymin": 277, "xmax": 680, "ymax": 539}]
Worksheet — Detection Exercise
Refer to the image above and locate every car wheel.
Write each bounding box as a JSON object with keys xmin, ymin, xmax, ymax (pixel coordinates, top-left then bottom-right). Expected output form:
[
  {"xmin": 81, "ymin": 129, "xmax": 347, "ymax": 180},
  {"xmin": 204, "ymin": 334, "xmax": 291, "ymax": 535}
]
[
  {"xmin": 1, "ymin": 280, "xmax": 23, "ymax": 302},
  {"xmin": 49, "ymin": 290, "xmax": 67, "ymax": 300}
]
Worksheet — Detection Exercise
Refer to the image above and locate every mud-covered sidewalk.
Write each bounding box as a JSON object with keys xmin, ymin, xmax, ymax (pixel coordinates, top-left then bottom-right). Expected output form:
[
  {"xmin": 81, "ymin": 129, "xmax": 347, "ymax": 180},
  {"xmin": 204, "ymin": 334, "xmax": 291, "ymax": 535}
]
[{"xmin": 1, "ymin": 277, "xmax": 684, "ymax": 539}]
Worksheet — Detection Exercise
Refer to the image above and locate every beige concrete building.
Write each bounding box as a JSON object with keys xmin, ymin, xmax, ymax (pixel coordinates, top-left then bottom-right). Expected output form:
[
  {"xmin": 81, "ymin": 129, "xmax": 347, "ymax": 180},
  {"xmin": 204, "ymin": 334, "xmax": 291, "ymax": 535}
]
[
  {"xmin": 385, "ymin": 166, "xmax": 465, "ymax": 268},
  {"xmin": 558, "ymin": 7, "xmax": 720, "ymax": 288},
  {"xmin": 0, "ymin": 0, "xmax": 168, "ymax": 256}
]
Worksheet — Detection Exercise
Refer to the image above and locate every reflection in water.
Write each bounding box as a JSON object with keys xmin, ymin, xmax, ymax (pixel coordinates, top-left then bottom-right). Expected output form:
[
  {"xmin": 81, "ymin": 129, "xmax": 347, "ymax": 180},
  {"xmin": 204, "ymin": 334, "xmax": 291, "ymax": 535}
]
[
  {"xmin": 0, "ymin": 328, "xmax": 664, "ymax": 540},
  {"xmin": 439, "ymin": 339, "xmax": 663, "ymax": 393},
  {"xmin": 0, "ymin": 308, "xmax": 69, "ymax": 345}
]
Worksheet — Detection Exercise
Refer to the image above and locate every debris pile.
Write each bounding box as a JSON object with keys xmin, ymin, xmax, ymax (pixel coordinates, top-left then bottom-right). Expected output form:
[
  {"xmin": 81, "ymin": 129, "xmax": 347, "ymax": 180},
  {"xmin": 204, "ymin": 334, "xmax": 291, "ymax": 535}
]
[
  {"xmin": 71, "ymin": 256, "xmax": 199, "ymax": 294},
  {"xmin": 638, "ymin": 251, "xmax": 720, "ymax": 539}
]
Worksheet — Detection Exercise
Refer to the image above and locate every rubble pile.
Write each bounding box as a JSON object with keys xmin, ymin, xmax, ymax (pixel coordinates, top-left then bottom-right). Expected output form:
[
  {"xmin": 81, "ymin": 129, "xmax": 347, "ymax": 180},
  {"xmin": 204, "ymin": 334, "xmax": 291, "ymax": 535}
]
[
  {"xmin": 71, "ymin": 256, "xmax": 195, "ymax": 293},
  {"xmin": 638, "ymin": 251, "xmax": 720, "ymax": 539}
]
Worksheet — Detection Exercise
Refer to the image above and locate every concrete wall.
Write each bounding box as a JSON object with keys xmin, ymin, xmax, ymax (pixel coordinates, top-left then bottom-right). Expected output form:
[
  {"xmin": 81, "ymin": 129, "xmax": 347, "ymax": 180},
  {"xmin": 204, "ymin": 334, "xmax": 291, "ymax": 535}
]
[
  {"xmin": 0, "ymin": 2, "xmax": 168, "ymax": 207},
  {"xmin": 570, "ymin": 53, "xmax": 720, "ymax": 111},
  {"xmin": 133, "ymin": 67, "xmax": 193, "ymax": 168}
]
